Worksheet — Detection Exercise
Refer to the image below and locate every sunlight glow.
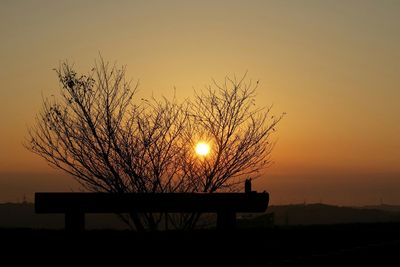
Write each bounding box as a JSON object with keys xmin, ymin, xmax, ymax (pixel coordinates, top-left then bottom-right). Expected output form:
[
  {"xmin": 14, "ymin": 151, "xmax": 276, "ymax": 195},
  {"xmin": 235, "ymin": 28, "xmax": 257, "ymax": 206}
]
[{"xmin": 195, "ymin": 142, "xmax": 210, "ymax": 156}]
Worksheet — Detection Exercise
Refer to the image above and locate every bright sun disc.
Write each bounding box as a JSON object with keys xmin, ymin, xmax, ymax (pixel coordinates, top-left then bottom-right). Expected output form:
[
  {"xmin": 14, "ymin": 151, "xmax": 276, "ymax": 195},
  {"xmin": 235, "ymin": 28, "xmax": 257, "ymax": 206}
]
[{"xmin": 195, "ymin": 142, "xmax": 210, "ymax": 156}]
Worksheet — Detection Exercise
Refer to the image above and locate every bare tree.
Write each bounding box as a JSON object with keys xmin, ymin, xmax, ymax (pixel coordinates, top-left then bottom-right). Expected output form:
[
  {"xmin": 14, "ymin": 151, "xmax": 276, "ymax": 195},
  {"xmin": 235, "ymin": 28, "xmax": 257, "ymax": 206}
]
[{"xmin": 26, "ymin": 57, "xmax": 283, "ymax": 230}]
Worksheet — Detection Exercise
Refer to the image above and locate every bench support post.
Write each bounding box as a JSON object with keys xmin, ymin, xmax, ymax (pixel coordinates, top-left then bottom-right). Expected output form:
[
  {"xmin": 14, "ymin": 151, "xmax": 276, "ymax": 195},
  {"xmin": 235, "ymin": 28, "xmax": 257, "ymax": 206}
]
[
  {"xmin": 217, "ymin": 211, "xmax": 236, "ymax": 230},
  {"xmin": 65, "ymin": 212, "xmax": 85, "ymax": 231}
]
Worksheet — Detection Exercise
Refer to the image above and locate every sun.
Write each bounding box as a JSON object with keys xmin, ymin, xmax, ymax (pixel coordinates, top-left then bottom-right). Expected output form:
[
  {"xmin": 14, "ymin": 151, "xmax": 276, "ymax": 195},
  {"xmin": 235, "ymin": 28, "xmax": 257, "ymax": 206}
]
[{"xmin": 195, "ymin": 142, "xmax": 210, "ymax": 156}]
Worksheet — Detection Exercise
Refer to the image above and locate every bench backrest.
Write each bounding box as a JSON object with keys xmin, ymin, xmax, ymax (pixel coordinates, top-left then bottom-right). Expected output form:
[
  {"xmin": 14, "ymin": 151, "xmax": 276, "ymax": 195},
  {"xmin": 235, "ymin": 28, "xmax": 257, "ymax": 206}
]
[{"xmin": 35, "ymin": 192, "xmax": 269, "ymax": 213}]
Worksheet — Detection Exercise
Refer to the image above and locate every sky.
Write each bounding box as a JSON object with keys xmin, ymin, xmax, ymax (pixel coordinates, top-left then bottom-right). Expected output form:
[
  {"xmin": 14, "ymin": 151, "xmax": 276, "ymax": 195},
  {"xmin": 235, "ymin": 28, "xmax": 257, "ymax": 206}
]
[{"xmin": 0, "ymin": 0, "xmax": 399, "ymax": 205}]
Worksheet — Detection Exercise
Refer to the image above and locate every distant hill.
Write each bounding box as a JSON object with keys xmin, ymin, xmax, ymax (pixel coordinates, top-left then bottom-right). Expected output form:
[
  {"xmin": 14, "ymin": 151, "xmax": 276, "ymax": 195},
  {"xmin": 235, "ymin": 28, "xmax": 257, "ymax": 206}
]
[
  {"xmin": 362, "ymin": 204, "xmax": 400, "ymax": 212},
  {"xmin": 246, "ymin": 203, "xmax": 400, "ymax": 227},
  {"xmin": 2, "ymin": 202, "xmax": 400, "ymax": 229}
]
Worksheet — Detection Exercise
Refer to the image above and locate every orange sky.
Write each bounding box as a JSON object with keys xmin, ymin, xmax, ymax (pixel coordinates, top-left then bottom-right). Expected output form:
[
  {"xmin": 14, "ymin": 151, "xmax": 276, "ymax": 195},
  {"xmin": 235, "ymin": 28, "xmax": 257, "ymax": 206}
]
[{"xmin": 0, "ymin": 1, "xmax": 399, "ymax": 205}]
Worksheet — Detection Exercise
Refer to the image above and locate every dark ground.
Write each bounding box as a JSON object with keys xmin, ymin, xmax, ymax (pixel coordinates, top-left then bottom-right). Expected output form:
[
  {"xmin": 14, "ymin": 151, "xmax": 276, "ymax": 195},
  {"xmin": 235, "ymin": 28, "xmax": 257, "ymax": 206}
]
[{"xmin": 1, "ymin": 223, "xmax": 399, "ymax": 266}]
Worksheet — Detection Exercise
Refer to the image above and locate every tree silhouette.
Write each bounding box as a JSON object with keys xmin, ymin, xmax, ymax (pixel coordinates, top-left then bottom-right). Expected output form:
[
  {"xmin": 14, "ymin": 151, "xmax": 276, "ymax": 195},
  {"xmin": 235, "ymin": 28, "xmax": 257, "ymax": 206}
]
[{"xmin": 26, "ymin": 57, "xmax": 283, "ymax": 230}]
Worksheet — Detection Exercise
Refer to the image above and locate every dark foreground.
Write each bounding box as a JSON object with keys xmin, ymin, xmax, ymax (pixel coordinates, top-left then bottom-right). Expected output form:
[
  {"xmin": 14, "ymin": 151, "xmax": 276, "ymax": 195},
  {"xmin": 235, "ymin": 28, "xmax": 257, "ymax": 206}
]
[{"xmin": 1, "ymin": 223, "xmax": 399, "ymax": 266}]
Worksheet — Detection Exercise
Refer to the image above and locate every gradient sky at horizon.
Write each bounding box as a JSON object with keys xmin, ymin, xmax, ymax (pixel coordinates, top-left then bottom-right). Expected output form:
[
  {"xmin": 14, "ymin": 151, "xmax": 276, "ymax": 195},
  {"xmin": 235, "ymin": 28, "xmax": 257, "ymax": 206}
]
[{"xmin": 0, "ymin": 0, "xmax": 399, "ymax": 205}]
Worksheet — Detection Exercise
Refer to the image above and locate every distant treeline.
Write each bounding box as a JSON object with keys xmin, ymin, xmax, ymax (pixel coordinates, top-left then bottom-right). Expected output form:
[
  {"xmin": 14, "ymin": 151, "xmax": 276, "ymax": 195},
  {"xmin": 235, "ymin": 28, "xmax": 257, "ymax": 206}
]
[{"xmin": 1, "ymin": 202, "xmax": 400, "ymax": 229}]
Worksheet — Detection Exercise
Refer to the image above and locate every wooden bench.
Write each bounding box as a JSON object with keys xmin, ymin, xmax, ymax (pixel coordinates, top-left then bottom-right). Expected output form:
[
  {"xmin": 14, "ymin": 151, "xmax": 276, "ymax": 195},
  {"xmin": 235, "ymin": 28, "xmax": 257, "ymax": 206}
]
[{"xmin": 35, "ymin": 192, "xmax": 269, "ymax": 231}]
